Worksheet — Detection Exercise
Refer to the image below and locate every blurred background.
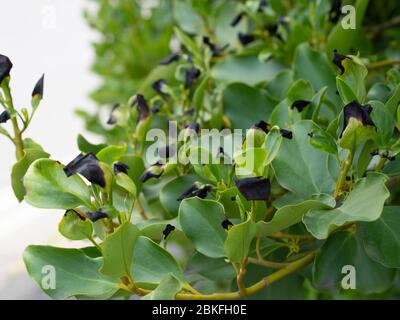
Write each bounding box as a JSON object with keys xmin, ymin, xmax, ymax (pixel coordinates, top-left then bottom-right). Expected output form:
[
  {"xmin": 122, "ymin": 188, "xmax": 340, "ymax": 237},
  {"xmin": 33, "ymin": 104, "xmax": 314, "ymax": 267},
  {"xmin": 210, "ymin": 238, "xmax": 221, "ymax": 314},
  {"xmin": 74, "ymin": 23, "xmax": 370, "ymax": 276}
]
[{"xmin": 0, "ymin": 0, "xmax": 99, "ymax": 299}]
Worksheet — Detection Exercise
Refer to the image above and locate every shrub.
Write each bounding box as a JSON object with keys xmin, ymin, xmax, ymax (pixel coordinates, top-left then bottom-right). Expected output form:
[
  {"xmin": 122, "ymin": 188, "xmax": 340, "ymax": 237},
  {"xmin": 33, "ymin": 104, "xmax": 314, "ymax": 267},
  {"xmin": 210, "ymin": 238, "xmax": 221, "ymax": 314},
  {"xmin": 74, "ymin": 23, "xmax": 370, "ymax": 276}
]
[{"xmin": 1, "ymin": 0, "xmax": 400, "ymax": 300}]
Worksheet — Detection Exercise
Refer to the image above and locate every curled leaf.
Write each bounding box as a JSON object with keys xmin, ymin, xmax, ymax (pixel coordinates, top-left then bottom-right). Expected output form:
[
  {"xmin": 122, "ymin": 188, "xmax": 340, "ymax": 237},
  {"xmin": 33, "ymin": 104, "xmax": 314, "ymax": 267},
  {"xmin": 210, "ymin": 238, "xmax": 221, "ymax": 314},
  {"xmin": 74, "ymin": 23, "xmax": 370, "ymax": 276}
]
[
  {"xmin": 234, "ymin": 176, "xmax": 270, "ymax": 201},
  {"xmin": 63, "ymin": 153, "xmax": 106, "ymax": 188}
]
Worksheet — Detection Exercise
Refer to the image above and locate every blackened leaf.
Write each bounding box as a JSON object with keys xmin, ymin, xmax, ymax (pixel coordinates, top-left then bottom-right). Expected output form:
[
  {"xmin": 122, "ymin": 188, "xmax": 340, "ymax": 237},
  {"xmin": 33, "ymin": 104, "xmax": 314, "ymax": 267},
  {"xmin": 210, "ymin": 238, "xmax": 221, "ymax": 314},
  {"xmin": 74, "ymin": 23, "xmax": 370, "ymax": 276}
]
[
  {"xmin": 266, "ymin": 24, "xmax": 283, "ymax": 41},
  {"xmin": 332, "ymin": 49, "xmax": 351, "ymax": 75},
  {"xmin": 32, "ymin": 74, "xmax": 44, "ymax": 98},
  {"xmin": 106, "ymin": 103, "xmax": 120, "ymax": 125},
  {"xmin": 258, "ymin": 0, "xmax": 268, "ymax": 12},
  {"xmin": 177, "ymin": 183, "xmax": 212, "ymax": 201},
  {"xmin": 152, "ymin": 79, "xmax": 167, "ymax": 95},
  {"xmin": 185, "ymin": 122, "xmax": 200, "ymax": 133},
  {"xmin": 63, "ymin": 153, "xmax": 105, "ymax": 188},
  {"xmin": 140, "ymin": 162, "xmax": 164, "ymax": 182},
  {"xmin": 230, "ymin": 12, "xmax": 244, "ymax": 27},
  {"xmin": 235, "ymin": 177, "xmax": 270, "ymax": 201},
  {"xmin": 87, "ymin": 210, "xmax": 108, "ymax": 222},
  {"xmin": 329, "ymin": 0, "xmax": 342, "ymax": 23},
  {"xmin": 184, "ymin": 67, "xmax": 201, "ymax": 89},
  {"xmin": 291, "ymin": 100, "xmax": 310, "ymax": 112},
  {"xmin": 113, "ymin": 162, "xmax": 129, "ymax": 175},
  {"xmin": 251, "ymin": 120, "xmax": 269, "ymax": 133},
  {"xmin": 238, "ymin": 33, "xmax": 255, "ymax": 46},
  {"xmin": 0, "ymin": 54, "xmax": 12, "ymax": 84},
  {"xmin": 162, "ymin": 224, "xmax": 176, "ymax": 240},
  {"xmin": 203, "ymin": 37, "xmax": 228, "ymax": 57},
  {"xmin": 341, "ymin": 101, "xmax": 376, "ymax": 137},
  {"xmin": 221, "ymin": 217, "xmax": 234, "ymax": 230},
  {"xmin": 136, "ymin": 94, "xmax": 150, "ymax": 121},
  {"xmin": 0, "ymin": 110, "xmax": 10, "ymax": 123},
  {"xmin": 279, "ymin": 129, "xmax": 293, "ymax": 139},
  {"xmin": 159, "ymin": 53, "xmax": 180, "ymax": 65}
]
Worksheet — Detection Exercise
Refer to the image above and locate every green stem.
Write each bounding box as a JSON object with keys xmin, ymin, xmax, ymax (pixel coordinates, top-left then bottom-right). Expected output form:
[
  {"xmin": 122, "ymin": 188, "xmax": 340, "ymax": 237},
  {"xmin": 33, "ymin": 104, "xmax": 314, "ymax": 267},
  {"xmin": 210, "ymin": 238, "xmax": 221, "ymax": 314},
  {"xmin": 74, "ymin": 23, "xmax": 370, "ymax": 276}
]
[
  {"xmin": 2, "ymin": 82, "xmax": 24, "ymax": 160},
  {"xmin": 334, "ymin": 151, "xmax": 353, "ymax": 200},
  {"xmin": 367, "ymin": 59, "xmax": 400, "ymax": 70}
]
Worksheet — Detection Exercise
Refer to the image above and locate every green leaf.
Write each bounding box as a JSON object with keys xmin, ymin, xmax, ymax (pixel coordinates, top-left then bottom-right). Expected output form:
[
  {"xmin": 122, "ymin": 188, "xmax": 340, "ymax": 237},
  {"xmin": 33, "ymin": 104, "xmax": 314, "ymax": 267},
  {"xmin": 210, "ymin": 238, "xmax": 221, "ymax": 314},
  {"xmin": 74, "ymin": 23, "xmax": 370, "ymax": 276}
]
[
  {"xmin": 336, "ymin": 56, "xmax": 368, "ymax": 104},
  {"xmin": 262, "ymin": 126, "xmax": 283, "ymax": 166},
  {"xmin": 77, "ymin": 134, "xmax": 107, "ymax": 154},
  {"xmin": 339, "ymin": 116, "xmax": 377, "ymax": 150},
  {"xmin": 186, "ymin": 252, "xmax": 236, "ymax": 281},
  {"xmin": 132, "ymin": 236, "xmax": 184, "ymax": 288},
  {"xmin": 265, "ymin": 69, "xmax": 294, "ymax": 101},
  {"xmin": 358, "ymin": 207, "xmax": 400, "ymax": 268},
  {"xmin": 224, "ymin": 217, "xmax": 256, "ymax": 262},
  {"xmin": 293, "ymin": 43, "xmax": 339, "ymax": 108},
  {"xmin": 257, "ymin": 198, "xmax": 333, "ymax": 237},
  {"xmin": 11, "ymin": 148, "xmax": 50, "ymax": 202},
  {"xmin": 212, "ymin": 55, "xmax": 284, "ymax": 86},
  {"xmin": 119, "ymin": 155, "xmax": 145, "ymax": 193},
  {"xmin": 58, "ymin": 210, "xmax": 93, "ymax": 241},
  {"xmin": 386, "ymin": 84, "xmax": 400, "ymax": 116},
  {"xmin": 370, "ymin": 100, "xmax": 395, "ymax": 147},
  {"xmin": 23, "ymin": 245, "xmax": 119, "ymax": 299},
  {"xmin": 100, "ymin": 222, "xmax": 140, "ymax": 278},
  {"xmin": 272, "ymin": 120, "xmax": 337, "ymax": 199},
  {"xmin": 115, "ymin": 173, "xmax": 137, "ymax": 196},
  {"xmin": 24, "ymin": 159, "xmax": 93, "ymax": 210},
  {"xmin": 313, "ymin": 232, "xmax": 395, "ymax": 294},
  {"xmin": 304, "ymin": 173, "xmax": 390, "ymax": 239},
  {"xmin": 173, "ymin": 0, "xmax": 204, "ymax": 35},
  {"xmin": 326, "ymin": 0, "xmax": 371, "ymax": 57},
  {"xmin": 160, "ymin": 175, "xmax": 201, "ymax": 217},
  {"xmin": 96, "ymin": 145, "xmax": 127, "ymax": 164},
  {"xmin": 179, "ymin": 197, "xmax": 226, "ymax": 258},
  {"xmin": 143, "ymin": 273, "xmax": 182, "ymax": 300},
  {"xmin": 223, "ymin": 83, "xmax": 276, "ymax": 130}
]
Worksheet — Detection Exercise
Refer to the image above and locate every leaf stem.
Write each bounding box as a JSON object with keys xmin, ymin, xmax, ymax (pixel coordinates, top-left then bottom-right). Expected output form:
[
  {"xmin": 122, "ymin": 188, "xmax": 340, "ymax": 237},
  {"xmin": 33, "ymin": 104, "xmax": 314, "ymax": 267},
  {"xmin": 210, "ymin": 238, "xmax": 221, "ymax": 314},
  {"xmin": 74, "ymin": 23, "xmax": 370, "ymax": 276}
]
[
  {"xmin": 334, "ymin": 151, "xmax": 353, "ymax": 200},
  {"xmin": 120, "ymin": 252, "xmax": 316, "ymax": 300},
  {"xmin": 247, "ymin": 257, "xmax": 290, "ymax": 269},
  {"xmin": 367, "ymin": 59, "xmax": 400, "ymax": 70}
]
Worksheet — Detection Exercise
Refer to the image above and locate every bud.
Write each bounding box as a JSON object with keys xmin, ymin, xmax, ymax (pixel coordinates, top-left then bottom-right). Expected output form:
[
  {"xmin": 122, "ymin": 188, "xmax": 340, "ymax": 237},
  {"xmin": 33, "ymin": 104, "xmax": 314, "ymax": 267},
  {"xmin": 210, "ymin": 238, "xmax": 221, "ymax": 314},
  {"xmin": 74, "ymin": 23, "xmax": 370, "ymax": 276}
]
[
  {"xmin": 0, "ymin": 54, "xmax": 12, "ymax": 85},
  {"xmin": 0, "ymin": 110, "xmax": 10, "ymax": 123}
]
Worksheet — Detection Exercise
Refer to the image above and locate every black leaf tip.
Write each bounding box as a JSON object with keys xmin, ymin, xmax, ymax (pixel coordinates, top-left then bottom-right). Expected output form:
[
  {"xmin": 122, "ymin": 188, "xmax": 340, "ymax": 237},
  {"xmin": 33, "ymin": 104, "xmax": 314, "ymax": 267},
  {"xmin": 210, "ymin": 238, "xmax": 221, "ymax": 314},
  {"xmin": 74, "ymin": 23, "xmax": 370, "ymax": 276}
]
[
  {"xmin": 113, "ymin": 162, "xmax": 129, "ymax": 175},
  {"xmin": 280, "ymin": 129, "xmax": 293, "ymax": 139},
  {"xmin": 0, "ymin": 110, "xmax": 11, "ymax": 123},
  {"xmin": 32, "ymin": 74, "xmax": 45, "ymax": 98},
  {"xmin": 291, "ymin": 100, "xmax": 310, "ymax": 112},
  {"xmin": 162, "ymin": 224, "xmax": 176, "ymax": 240},
  {"xmin": 87, "ymin": 210, "xmax": 108, "ymax": 222},
  {"xmin": 0, "ymin": 54, "xmax": 13, "ymax": 84},
  {"xmin": 234, "ymin": 177, "xmax": 270, "ymax": 201},
  {"xmin": 63, "ymin": 153, "xmax": 106, "ymax": 188}
]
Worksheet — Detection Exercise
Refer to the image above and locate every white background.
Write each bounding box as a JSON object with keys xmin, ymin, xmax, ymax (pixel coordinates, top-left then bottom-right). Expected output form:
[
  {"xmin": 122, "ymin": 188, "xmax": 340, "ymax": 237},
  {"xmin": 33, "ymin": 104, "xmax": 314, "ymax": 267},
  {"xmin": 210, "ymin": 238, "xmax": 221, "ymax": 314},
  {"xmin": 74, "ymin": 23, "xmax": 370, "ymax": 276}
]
[{"xmin": 0, "ymin": 0, "xmax": 100, "ymax": 299}]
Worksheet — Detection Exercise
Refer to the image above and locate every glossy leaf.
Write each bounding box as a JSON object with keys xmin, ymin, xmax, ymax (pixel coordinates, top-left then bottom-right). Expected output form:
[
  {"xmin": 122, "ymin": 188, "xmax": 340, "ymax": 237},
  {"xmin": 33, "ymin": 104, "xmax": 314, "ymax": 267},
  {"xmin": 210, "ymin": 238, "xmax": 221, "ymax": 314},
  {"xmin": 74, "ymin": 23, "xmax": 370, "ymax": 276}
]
[
  {"xmin": 272, "ymin": 120, "xmax": 337, "ymax": 199},
  {"xmin": 24, "ymin": 159, "xmax": 93, "ymax": 210},
  {"xmin": 11, "ymin": 148, "xmax": 50, "ymax": 202},
  {"xmin": 313, "ymin": 232, "xmax": 395, "ymax": 294},
  {"xmin": 132, "ymin": 236, "xmax": 184, "ymax": 287},
  {"xmin": 304, "ymin": 173, "xmax": 389, "ymax": 239},
  {"xmin": 143, "ymin": 273, "xmax": 182, "ymax": 300},
  {"xmin": 257, "ymin": 198, "xmax": 333, "ymax": 237},
  {"xmin": 358, "ymin": 207, "xmax": 400, "ymax": 268},
  {"xmin": 100, "ymin": 222, "xmax": 140, "ymax": 278},
  {"xmin": 23, "ymin": 245, "xmax": 119, "ymax": 299},
  {"xmin": 224, "ymin": 217, "xmax": 256, "ymax": 263},
  {"xmin": 58, "ymin": 211, "xmax": 93, "ymax": 241},
  {"xmin": 179, "ymin": 197, "xmax": 226, "ymax": 258}
]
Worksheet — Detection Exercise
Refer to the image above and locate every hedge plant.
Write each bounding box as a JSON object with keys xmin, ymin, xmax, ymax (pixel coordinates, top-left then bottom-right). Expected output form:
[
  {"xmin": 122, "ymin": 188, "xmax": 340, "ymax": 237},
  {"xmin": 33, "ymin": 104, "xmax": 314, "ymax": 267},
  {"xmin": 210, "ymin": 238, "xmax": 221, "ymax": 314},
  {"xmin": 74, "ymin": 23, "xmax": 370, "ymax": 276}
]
[{"xmin": 1, "ymin": 0, "xmax": 400, "ymax": 300}]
